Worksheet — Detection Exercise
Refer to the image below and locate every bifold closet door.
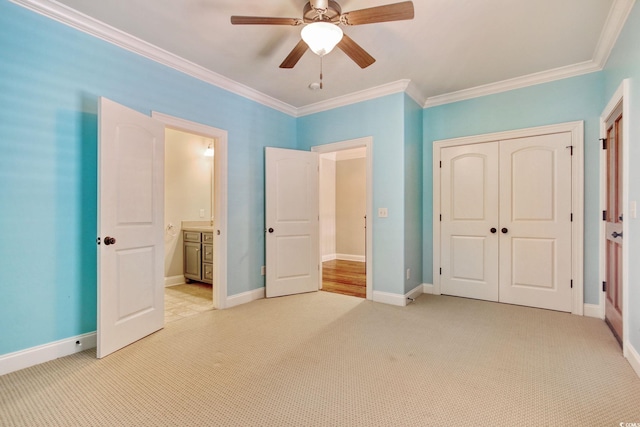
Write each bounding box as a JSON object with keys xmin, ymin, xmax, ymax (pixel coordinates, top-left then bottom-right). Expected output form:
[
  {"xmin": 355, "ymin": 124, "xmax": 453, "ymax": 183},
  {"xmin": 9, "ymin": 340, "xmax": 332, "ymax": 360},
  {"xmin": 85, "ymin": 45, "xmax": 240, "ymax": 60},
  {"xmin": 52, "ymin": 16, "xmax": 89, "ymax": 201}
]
[
  {"xmin": 499, "ymin": 133, "xmax": 573, "ymax": 312},
  {"xmin": 440, "ymin": 142, "xmax": 499, "ymax": 301}
]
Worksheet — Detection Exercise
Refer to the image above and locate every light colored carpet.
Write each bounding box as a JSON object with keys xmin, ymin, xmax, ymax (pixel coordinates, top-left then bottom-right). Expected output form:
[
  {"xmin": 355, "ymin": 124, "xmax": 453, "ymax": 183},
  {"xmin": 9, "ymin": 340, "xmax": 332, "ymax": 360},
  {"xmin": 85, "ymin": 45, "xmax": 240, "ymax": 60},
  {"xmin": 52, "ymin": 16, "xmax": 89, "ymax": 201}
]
[{"xmin": 1, "ymin": 292, "xmax": 639, "ymax": 426}]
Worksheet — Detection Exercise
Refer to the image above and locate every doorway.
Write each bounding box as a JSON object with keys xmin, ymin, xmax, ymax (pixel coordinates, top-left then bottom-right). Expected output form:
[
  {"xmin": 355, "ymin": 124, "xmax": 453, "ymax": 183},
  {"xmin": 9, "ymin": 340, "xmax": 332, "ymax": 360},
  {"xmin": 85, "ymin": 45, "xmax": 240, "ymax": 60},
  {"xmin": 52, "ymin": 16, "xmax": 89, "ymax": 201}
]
[
  {"xmin": 313, "ymin": 138, "xmax": 373, "ymax": 300},
  {"xmin": 163, "ymin": 128, "xmax": 215, "ymax": 322},
  {"xmin": 152, "ymin": 112, "xmax": 228, "ymax": 311}
]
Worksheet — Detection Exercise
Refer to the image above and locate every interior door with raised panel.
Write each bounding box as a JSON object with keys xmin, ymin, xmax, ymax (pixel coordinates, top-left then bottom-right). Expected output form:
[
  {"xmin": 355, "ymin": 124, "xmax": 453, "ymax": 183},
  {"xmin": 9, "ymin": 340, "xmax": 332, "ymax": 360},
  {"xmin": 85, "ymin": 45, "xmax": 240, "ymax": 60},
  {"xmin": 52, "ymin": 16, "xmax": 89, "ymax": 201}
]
[
  {"xmin": 604, "ymin": 104, "xmax": 623, "ymax": 343},
  {"xmin": 440, "ymin": 142, "xmax": 499, "ymax": 301},
  {"xmin": 498, "ymin": 133, "xmax": 573, "ymax": 312}
]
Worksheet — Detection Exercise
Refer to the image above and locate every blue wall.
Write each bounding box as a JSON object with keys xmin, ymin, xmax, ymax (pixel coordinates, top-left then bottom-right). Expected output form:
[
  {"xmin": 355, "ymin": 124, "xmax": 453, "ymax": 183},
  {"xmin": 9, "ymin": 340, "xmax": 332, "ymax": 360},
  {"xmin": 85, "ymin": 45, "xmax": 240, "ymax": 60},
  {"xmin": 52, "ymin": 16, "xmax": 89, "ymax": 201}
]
[
  {"xmin": 403, "ymin": 95, "xmax": 423, "ymax": 293},
  {"xmin": 2, "ymin": 0, "xmax": 639, "ymax": 360},
  {"xmin": 602, "ymin": 3, "xmax": 640, "ymax": 353},
  {"xmin": 297, "ymin": 94, "xmax": 406, "ymax": 294},
  {"xmin": 423, "ymin": 72, "xmax": 605, "ymax": 305},
  {"xmin": 0, "ymin": 0, "xmax": 296, "ymax": 355}
]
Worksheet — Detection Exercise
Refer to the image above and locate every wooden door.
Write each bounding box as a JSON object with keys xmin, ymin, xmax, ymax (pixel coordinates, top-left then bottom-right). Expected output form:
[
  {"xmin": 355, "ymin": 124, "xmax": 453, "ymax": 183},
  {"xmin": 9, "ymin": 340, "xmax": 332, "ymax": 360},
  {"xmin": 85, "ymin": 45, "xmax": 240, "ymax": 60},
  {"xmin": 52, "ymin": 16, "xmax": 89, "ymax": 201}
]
[
  {"xmin": 604, "ymin": 103, "xmax": 623, "ymax": 344},
  {"xmin": 265, "ymin": 147, "xmax": 319, "ymax": 298},
  {"xmin": 498, "ymin": 133, "xmax": 573, "ymax": 312},
  {"xmin": 98, "ymin": 98, "xmax": 165, "ymax": 358},
  {"xmin": 440, "ymin": 142, "xmax": 499, "ymax": 301}
]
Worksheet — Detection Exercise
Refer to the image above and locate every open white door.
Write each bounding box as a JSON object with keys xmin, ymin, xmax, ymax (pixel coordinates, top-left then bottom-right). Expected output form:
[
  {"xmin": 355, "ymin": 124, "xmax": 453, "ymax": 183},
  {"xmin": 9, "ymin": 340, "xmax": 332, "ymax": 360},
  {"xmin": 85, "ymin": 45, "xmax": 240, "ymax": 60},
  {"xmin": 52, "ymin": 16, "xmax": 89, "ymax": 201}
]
[
  {"xmin": 98, "ymin": 97, "xmax": 165, "ymax": 358},
  {"xmin": 265, "ymin": 147, "xmax": 319, "ymax": 298}
]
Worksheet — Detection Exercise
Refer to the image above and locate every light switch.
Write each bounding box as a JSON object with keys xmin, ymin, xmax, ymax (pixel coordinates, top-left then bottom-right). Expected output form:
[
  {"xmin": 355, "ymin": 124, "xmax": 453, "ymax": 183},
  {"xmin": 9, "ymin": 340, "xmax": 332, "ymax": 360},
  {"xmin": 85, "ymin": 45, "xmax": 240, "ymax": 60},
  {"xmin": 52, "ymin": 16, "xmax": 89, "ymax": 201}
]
[
  {"xmin": 631, "ymin": 201, "xmax": 637, "ymax": 219},
  {"xmin": 378, "ymin": 208, "xmax": 388, "ymax": 218}
]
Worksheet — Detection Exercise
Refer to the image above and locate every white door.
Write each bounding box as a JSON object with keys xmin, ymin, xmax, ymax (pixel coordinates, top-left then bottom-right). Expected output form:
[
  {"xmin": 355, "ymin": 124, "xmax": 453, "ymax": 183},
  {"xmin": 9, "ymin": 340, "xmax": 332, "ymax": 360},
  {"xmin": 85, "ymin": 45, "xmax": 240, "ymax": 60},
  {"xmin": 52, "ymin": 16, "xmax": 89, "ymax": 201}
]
[
  {"xmin": 98, "ymin": 97, "xmax": 165, "ymax": 358},
  {"xmin": 440, "ymin": 142, "xmax": 499, "ymax": 301},
  {"xmin": 265, "ymin": 147, "xmax": 319, "ymax": 298},
  {"xmin": 439, "ymin": 133, "xmax": 573, "ymax": 312},
  {"xmin": 498, "ymin": 133, "xmax": 573, "ymax": 312}
]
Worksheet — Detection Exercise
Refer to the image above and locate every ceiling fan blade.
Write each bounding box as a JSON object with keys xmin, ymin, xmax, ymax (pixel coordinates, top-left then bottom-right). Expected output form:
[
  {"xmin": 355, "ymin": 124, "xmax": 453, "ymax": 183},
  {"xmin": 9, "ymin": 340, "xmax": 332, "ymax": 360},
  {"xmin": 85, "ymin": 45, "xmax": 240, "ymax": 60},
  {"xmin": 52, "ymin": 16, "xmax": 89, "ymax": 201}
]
[
  {"xmin": 280, "ymin": 39, "xmax": 309, "ymax": 68},
  {"xmin": 231, "ymin": 16, "xmax": 302, "ymax": 25},
  {"xmin": 341, "ymin": 1, "xmax": 414, "ymax": 25},
  {"xmin": 337, "ymin": 34, "xmax": 375, "ymax": 69}
]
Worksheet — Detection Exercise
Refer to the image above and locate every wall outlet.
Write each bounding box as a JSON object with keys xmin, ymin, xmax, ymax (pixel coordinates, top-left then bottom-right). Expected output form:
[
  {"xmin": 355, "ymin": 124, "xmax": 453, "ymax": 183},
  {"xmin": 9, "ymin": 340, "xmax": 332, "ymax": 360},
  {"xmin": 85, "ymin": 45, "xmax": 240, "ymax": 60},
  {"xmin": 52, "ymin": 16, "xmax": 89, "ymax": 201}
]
[
  {"xmin": 261, "ymin": 265, "xmax": 266, "ymax": 276},
  {"xmin": 406, "ymin": 268, "xmax": 411, "ymax": 280},
  {"xmin": 378, "ymin": 207, "xmax": 388, "ymax": 218},
  {"xmin": 199, "ymin": 208, "xmax": 205, "ymax": 218}
]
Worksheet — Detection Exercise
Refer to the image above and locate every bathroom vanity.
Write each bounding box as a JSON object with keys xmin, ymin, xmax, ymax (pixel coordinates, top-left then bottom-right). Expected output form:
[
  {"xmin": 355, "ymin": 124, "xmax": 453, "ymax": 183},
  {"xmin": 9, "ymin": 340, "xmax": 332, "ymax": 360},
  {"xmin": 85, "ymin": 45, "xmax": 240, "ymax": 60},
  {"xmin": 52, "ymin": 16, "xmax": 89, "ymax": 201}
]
[{"xmin": 183, "ymin": 226, "xmax": 213, "ymax": 284}]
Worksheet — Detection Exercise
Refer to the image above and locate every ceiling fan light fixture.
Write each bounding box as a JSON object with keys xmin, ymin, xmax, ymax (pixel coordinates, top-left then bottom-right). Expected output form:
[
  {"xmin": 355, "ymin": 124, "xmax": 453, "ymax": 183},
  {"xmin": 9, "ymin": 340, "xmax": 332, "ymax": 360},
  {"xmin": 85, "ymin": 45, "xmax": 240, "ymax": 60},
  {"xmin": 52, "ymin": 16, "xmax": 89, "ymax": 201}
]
[{"xmin": 301, "ymin": 22, "xmax": 343, "ymax": 56}]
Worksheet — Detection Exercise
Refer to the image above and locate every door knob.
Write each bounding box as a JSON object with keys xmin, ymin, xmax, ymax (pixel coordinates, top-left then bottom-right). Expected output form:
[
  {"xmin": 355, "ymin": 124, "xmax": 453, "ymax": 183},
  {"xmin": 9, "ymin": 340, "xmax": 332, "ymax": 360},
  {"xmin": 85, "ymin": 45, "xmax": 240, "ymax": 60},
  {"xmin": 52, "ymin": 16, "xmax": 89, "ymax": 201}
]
[
  {"xmin": 501, "ymin": 228, "xmax": 508, "ymax": 234},
  {"xmin": 490, "ymin": 228, "xmax": 497, "ymax": 234},
  {"xmin": 612, "ymin": 231, "xmax": 623, "ymax": 238},
  {"xmin": 104, "ymin": 236, "xmax": 116, "ymax": 245},
  {"xmin": 268, "ymin": 228, "xmax": 274, "ymax": 233}
]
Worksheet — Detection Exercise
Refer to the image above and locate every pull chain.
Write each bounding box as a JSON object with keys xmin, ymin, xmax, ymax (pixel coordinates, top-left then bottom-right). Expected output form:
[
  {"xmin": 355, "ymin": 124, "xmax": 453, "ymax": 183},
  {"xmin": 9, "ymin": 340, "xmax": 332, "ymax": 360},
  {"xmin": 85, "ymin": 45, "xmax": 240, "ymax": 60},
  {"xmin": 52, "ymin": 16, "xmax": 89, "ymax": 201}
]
[{"xmin": 320, "ymin": 55, "xmax": 324, "ymax": 89}]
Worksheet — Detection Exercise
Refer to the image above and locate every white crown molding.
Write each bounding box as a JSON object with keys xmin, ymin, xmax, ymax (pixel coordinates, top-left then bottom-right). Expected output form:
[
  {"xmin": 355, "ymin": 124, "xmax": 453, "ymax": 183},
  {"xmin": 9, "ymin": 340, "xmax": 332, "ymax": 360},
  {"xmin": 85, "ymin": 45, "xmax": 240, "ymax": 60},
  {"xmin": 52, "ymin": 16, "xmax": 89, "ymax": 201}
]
[
  {"xmin": 424, "ymin": 60, "xmax": 602, "ymax": 108},
  {"xmin": 10, "ymin": 0, "xmax": 635, "ymax": 114},
  {"xmin": 9, "ymin": 0, "xmax": 298, "ymax": 117},
  {"xmin": 593, "ymin": 0, "xmax": 636, "ymax": 67},
  {"xmin": 296, "ymin": 79, "xmax": 411, "ymax": 117}
]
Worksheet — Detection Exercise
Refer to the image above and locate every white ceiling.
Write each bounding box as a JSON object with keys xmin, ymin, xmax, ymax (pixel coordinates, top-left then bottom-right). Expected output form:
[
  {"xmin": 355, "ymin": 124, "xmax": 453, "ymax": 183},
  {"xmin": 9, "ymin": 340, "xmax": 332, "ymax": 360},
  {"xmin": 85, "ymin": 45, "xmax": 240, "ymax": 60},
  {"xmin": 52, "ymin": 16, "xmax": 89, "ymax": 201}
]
[{"xmin": 45, "ymin": 0, "xmax": 625, "ymax": 110}]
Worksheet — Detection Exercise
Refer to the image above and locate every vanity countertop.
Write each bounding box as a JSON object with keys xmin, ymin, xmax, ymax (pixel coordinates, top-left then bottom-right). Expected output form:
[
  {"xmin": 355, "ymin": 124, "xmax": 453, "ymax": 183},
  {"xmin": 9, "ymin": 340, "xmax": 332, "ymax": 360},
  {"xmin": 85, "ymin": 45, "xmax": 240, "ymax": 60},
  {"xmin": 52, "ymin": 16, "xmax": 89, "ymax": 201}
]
[{"xmin": 181, "ymin": 221, "xmax": 214, "ymax": 233}]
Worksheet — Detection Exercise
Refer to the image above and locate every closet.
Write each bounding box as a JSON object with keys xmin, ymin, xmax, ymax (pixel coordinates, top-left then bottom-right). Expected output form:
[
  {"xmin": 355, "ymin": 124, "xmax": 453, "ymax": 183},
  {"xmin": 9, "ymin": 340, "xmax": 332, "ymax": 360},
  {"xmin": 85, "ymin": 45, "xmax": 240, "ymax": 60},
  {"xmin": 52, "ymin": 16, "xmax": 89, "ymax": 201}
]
[{"xmin": 434, "ymin": 125, "xmax": 582, "ymax": 313}]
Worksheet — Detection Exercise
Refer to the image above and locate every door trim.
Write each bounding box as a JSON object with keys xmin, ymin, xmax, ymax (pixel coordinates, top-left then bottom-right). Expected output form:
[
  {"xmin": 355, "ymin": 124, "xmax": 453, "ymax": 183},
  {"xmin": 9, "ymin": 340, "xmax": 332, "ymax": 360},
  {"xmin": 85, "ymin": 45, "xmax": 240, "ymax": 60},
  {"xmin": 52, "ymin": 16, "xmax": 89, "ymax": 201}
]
[
  {"xmin": 312, "ymin": 137, "xmax": 373, "ymax": 300},
  {"xmin": 151, "ymin": 112, "xmax": 228, "ymax": 309},
  {"xmin": 599, "ymin": 79, "xmax": 630, "ymax": 353},
  {"xmin": 432, "ymin": 121, "xmax": 584, "ymax": 314}
]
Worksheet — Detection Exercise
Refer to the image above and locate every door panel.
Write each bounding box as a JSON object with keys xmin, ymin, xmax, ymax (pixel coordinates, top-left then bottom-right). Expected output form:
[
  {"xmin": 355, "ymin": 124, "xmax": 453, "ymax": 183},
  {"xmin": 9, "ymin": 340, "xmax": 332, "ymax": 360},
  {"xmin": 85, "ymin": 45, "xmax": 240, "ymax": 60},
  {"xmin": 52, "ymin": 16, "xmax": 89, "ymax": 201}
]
[
  {"xmin": 98, "ymin": 97, "xmax": 165, "ymax": 358},
  {"xmin": 265, "ymin": 148, "xmax": 319, "ymax": 298},
  {"xmin": 605, "ymin": 104, "xmax": 623, "ymax": 343},
  {"xmin": 499, "ymin": 133, "xmax": 573, "ymax": 312},
  {"xmin": 441, "ymin": 143, "xmax": 499, "ymax": 301}
]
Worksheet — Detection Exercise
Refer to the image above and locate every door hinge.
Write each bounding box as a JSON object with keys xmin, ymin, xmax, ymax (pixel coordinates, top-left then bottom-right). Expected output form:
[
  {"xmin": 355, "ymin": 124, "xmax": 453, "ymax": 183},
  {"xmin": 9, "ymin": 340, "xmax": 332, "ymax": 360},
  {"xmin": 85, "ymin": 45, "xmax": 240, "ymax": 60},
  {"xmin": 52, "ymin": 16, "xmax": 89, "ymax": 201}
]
[
  {"xmin": 570, "ymin": 279, "xmax": 573, "ymax": 289},
  {"xmin": 439, "ymin": 161, "xmax": 442, "ymax": 168},
  {"xmin": 601, "ymin": 138, "xmax": 607, "ymax": 150},
  {"xmin": 439, "ymin": 267, "xmax": 442, "ymax": 275},
  {"xmin": 602, "ymin": 281, "xmax": 607, "ymax": 292},
  {"xmin": 439, "ymin": 214, "xmax": 442, "ymax": 221},
  {"xmin": 570, "ymin": 213, "xmax": 573, "ymax": 222},
  {"xmin": 602, "ymin": 210, "xmax": 607, "ymax": 221},
  {"xmin": 96, "ymin": 237, "xmax": 101, "ymax": 245},
  {"xmin": 566, "ymin": 145, "xmax": 574, "ymax": 156}
]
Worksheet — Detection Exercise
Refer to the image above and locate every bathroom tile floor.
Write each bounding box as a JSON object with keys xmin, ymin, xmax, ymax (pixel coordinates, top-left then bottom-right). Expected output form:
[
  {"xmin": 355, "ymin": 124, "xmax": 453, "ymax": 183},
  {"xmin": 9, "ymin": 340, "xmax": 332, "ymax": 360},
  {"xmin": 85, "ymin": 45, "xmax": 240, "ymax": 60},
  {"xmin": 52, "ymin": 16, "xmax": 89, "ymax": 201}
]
[{"xmin": 165, "ymin": 282, "xmax": 213, "ymax": 323}]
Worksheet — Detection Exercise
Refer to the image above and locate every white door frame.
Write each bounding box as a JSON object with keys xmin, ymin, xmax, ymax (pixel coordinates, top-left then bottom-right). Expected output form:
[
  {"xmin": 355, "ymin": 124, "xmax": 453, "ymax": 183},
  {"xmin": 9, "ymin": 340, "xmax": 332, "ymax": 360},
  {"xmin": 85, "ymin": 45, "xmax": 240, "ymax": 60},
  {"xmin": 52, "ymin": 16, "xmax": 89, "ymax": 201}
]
[
  {"xmin": 152, "ymin": 112, "xmax": 228, "ymax": 309},
  {"xmin": 312, "ymin": 137, "xmax": 373, "ymax": 300},
  {"xmin": 599, "ymin": 79, "xmax": 630, "ymax": 353},
  {"xmin": 433, "ymin": 121, "xmax": 584, "ymax": 314}
]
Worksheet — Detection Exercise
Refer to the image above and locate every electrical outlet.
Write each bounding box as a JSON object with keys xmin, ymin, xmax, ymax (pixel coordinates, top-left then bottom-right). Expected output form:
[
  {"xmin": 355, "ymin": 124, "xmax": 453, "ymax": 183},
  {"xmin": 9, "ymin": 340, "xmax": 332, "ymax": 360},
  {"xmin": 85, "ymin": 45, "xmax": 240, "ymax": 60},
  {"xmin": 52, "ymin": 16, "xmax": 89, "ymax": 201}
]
[
  {"xmin": 406, "ymin": 268, "xmax": 411, "ymax": 280},
  {"xmin": 199, "ymin": 209, "xmax": 205, "ymax": 218},
  {"xmin": 378, "ymin": 208, "xmax": 388, "ymax": 218},
  {"xmin": 261, "ymin": 265, "xmax": 266, "ymax": 276}
]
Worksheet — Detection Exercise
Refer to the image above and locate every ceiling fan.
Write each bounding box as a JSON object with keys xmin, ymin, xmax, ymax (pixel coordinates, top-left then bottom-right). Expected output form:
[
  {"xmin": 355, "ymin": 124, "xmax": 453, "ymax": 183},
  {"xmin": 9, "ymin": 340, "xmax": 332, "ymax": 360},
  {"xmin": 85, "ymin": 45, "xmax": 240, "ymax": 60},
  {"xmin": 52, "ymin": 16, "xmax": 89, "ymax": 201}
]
[{"xmin": 231, "ymin": 0, "xmax": 415, "ymax": 69}]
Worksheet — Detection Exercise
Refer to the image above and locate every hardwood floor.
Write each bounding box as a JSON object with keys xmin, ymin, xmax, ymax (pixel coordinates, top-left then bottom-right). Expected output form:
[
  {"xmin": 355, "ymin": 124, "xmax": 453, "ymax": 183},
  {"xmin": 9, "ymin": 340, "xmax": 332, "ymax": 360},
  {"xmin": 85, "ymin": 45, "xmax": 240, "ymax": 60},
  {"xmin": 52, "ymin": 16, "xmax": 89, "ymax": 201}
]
[{"xmin": 322, "ymin": 259, "xmax": 366, "ymax": 298}]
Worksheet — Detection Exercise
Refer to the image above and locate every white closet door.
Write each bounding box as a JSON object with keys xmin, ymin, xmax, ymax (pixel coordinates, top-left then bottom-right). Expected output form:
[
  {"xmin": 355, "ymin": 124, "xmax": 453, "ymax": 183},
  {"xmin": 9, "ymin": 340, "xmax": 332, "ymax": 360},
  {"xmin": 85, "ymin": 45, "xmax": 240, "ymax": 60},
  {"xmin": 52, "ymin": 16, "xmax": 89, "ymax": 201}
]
[
  {"xmin": 498, "ymin": 133, "xmax": 573, "ymax": 312},
  {"xmin": 440, "ymin": 142, "xmax": 499, "ymax": 301}
]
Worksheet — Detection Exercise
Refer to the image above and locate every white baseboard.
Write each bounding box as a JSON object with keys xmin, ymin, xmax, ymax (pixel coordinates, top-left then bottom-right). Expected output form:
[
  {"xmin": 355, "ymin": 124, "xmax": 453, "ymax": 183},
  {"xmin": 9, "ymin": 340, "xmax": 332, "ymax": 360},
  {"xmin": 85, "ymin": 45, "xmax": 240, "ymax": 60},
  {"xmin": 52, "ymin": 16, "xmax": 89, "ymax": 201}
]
[
  {"xmin": 583, "ymin": 303, "xmax": 603, "ymax": 319},
  {"xmin": 422, "ymin": 283, "xmax": 434, "ymax": 294},
  {"xmin": 335, "ymin": 254, "xmax": 366, "ymax": 262},
  {"xmin": 625, "ymin": 342, "xmax": 640, "ymax": 379},
  {"xmin": 372, "ymin": 285, "xmax": 422, "ymax": 307},
  {"xmin": 164, "ymin": 275, "xmax": 185, "ymax": 287},
  {"xmin": 322, "ymin": 254, "xmax": 336, "ymax": 262},
  {"xmin": 405, "ymin": 284, "xmax": 423, "ymax": 302},
  {"xmin": 0, "ymin": 332, "xmax": 96, "ymax": 376},
  {"xmin": 226, "ymin": 287, "xmax": 265, "ymax": 308}
]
